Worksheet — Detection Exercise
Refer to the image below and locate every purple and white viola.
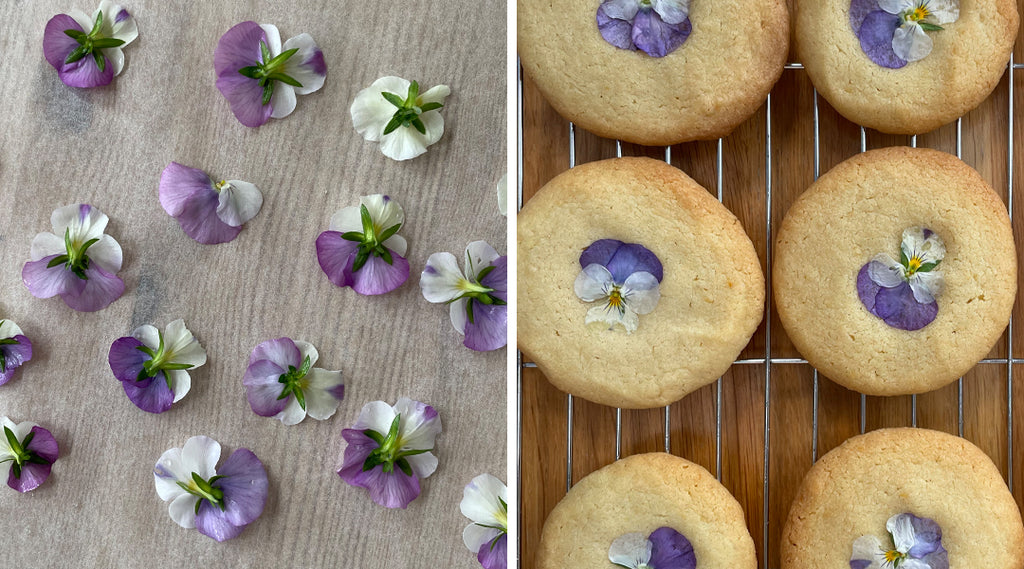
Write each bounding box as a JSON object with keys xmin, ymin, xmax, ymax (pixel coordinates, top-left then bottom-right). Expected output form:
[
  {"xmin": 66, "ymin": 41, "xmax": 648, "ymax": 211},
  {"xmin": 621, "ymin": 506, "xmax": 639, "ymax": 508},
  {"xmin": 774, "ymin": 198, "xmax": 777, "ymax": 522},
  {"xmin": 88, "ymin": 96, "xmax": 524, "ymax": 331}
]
[
  {"xmin": 108, "ymin": 319, "xmax": 207, "ymax": 414},
  {"xmin": 597, "ymin": 0, "xmax": 692, "ymax": 58},
  {"xmin": 1, "ymin": 417, "xmax": 59, "ymax": 493},
  {"xmin": 351, "ymin": 76, "xmax": 450, "ymax": 161},
  {"xmin": 574, "ymin": 239, "xmax": 663, "ymax": 334},
  {"xmin": 22, "ymin": 204, "xmax": 125, "ymax": 312},
  {"xmin": 420, "ymin": 241, "xmax": 507, "ymax": 351},
  {"xmin": 0, "ymin": 320, "xmax": 33, "ymax": 387},
  {"xmin": 609, "ymin": 527, "xmax": 697, "ymax": 569},
  {"xmin": 337, "ymin": 398, "xmax": 441, "ymax": 509},
  {"xmin": 242, "ymin": 337, "xmax": 344, "ymax": 425},
  {"xmin": 158, "ymin": 162, "xmax": 263, "ymax": 245},
  {"xmin": 461, "ymin": 474, "xmax": 508, "ymax": 569},
  {"xmin": 153, "ymin": 435, "xmax": 268, "ymax": 542},
  {"xmin": 857, "ymin": 227, "xmax": 944, "ymax": 331},
  {"xmin": 316, "ymin": 194, "xmax": 410, "ymax": 296},
  {"xmin": 851, "ymin": 0, "xmax": 959, "ymax": 68},
  {"xmin": 43, "ymin": 1, "xmax": 138, "ymax": 88},
  {"xmin": 850, "ymin": 513, "xmax": 948, "ymax": 569},
  {"xmin": 214, "ymin": 21, "xmax": 327, "ymax": 128}
]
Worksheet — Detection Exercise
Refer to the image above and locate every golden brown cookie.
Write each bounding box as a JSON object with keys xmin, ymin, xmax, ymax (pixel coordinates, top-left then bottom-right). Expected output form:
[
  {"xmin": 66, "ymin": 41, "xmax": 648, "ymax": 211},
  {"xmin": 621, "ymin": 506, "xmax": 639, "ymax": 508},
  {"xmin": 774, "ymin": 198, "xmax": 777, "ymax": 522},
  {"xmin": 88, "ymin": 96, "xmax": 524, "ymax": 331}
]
[
  {"xmin": 781, "ymin": 428, "xmax": 1024, "ymax": 569},
  {"xmin": 518, "ymin": 157, "xmax": 764, "ymax": 409},
  {"xmin": 518, "ymin": 0, "xmax": 789, "ymax": 146},
  {"xmin": 774, "ymin": 147, "xmax": 1015, "ymax": 396},
  {"xmin": 537, "ymin": 453, "xmax": 757, "ymax": 569},
  {"xmin": 796, "ymin": 0, "xmax": 1017, "ymax": 134}
]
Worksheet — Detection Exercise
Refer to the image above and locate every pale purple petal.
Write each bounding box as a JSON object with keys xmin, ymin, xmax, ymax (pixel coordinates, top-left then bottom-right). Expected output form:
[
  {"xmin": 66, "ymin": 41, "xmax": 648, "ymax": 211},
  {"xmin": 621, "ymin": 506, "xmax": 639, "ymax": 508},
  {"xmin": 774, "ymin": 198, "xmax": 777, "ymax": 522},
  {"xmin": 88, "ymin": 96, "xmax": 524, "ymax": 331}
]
[
  {"xmin": 351, "ymin": 253, "xmax": 410, "ymax": 296},
  {"xmin": 213, "ymin": 448, "xmax": 268, "ymax": 527},
  {"xmin": 463, "ymin": 302, "xmax": 507, "ymax": 352},
  {"xmin": 648, "ymin": 527, "xmax": 696, "ymax": 569},
  {"xmin": 58, "ymin": 53, "xmax": 115, "ymax": 88},
  {"xmin": 216, "ymin": 72, "xmax": 272, "ymax": 128},
  {"xmin": 921, "ymin": 548, "xmax": 949, "ymax": 569},
  {"xmin": 43, "ymin": 14, "xmax": 85, "ymax": 69},
  {"xmin": 856, "ymin": 263, "xmax": 881, "ymax": 314},
  {"xmin": 249, "ymin": 337, "xmax": 301, "ymax": 369},
  {"xmin": 858, "ymin": 10, "xmax": 907, "ymax": 69},
  {"xmin": 9, "ymin": 461, "xmax": 52, "ymax": 493},
  {"xmin": 316, "ymin": 231, "xmax": 359, "ymax": 288},
  {"xmin": 631, "ymin": 9, "xmax": 691, "ymax": 58},
  {"xmin": 0, "ymin": 336, "xmax": 33, "ymax": 386},
  {"xmin": 850, "ymin": 561, "xmax": 871, "ymax": 569},
  {"xmin": 850, "ymin": 0, "xmax": 882, "ymax": 32},
  {"xmin": 159, "ymin": 162, "xmax": 213, "ymax": 217},
  {"xmin": 873, "ymin": 282, "xmax": 938, "ymax": 331},
  {"xmin": 173, "ymin": 185, "xmax": 242, "ymax": 244},
  {"xmin": 22, "ymin": 256, "xmax": 85, "ymax": 299},
  {"xmin": 478, "ymin": 534, "xmax": 508, "ymax": 569},
  {"xmin": 122, "ymin": 371, "xmax": 174, "ymax": 413},
  {"xmin": 243, "ymin": 359, "xmax": 289, "ymax": 417},
  {"xmin": 597, "ymin": 4, "xmax": 636, "ymax": 50},
  {"xmin": 108, "ymin": 336, "xmax": 151, "ymax": 383},
  {"xmin": 906, "ymin": 514, "xmax": 943, "ymax": 558},
  {"xmin": 337, "ymin": 428, "xmax": 379, "ymax": 484},
  {"xmin": 214, "ymin": 21, "xmax": 265, "ymax": 77},
  {"xmin": 349, "ymin": 461, "xmax": 422, "ymax": 509},
  {"xmin": 580, "ymin": 240, "xmax": 663, "ymax": 283},
  {"xmin": 481, "ymin": 256, "xmax": 507, "ymax": 302},
  {"xmin": 25, "ymin": 426, "xmax": 59, "ymax": 464},
  {"xmin": 195, "ymin": 501, "xmax": 245, "ymax": 542},
  {"xmin": 60, "ymin": 263, "xmax": 124, "ymax": 312}
]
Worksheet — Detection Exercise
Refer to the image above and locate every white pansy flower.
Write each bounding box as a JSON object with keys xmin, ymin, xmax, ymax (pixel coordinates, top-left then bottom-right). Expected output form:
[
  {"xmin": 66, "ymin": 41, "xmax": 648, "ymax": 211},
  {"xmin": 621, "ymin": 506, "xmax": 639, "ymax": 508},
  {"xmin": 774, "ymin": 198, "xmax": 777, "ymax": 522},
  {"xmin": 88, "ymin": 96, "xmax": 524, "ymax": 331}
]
[
  {"xmin": 574, "ymin": 264, "xmax": 661, "ymax": 334},
  {"xmin": 878, "ymin": 0, "xmax": 959, "ymax": 62},
  {"xmin": 351, "ymin": 76, "xmax": 450, "ymax": 161},
  {"xmin": 867, "ymin": 226, "xmax": 945, "ymax": 303}
]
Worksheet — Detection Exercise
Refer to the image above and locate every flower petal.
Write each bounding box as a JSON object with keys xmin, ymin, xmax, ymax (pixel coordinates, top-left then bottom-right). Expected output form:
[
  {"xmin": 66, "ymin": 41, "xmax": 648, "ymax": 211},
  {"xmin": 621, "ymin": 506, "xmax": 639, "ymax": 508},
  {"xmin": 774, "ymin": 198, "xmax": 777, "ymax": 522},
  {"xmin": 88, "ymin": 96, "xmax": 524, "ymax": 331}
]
[
  {"xmin": 851, "ymin": 535, "xmax": 885, "ymax": 569},
  {"xmin": 214, "ymin": 448, "xmax": 268, "ymax": 527},
  {"xmin": 167, "ymin": 492, "xmax": 199, "ymax": 528},
  {"xmin": 927, "ymin": 0, "xmax": 959, "ymax": 24},
  {"xmin": 351, "ymin": 76, "xmax": 410, "ymax": 142},
  {"xmin": 60, "ymin": 263, "xmax": 124, "ymax": 312},
  {"xmin": 464, "ymin": 524, "xmax": 502, "ymax": 554},
  {"xmin": 216, "ymin": 180, "xmax": 263, "ymax": 227},
  {"xmin": 154, "ymin": 447, "xmax": 189, "ymax": 501},
  {"xmin": 174, "ymin": 185, "xmax": 243, "ymax": 244},
  {"xmin": 351, "ymin": 253, "xmax": 410, "ymax": 296},
  {"xmin": 575, "ymin": 264, "xmax": 614, "ymax": 302},
  {"xmin": 893, "ymin": 23, "xmax": 933, "ymax": 62},
  {"xmin": 166, "ymin": 369, "xmax": 191, "ymax": 404},
  {"xmin": 363, "ymin": 195, "xmax": 405, "ymax": 236},
  {"xmin": 276, "ymin": 397, "xmax": 307, "ymax": 425},
  {"xmin": 53, "ymin": 203, "xmax": 108, "ymax": 242},
  {"xmin": 909, "ymin": 271, "xmax": 942, "ymax": 303},
  {"xmin": 281, "ymin": 33, "xmax": 327, "ymax": 96},
  {"xmin": 195, "ymin": 502, "xmax": 245, "ymax": 541},
  {"xmin": 497, "ymin": 174, "xmax": 508, "ymax": 217},
  {"xmin": 906, "ymin": 514, "xmax": 943, "ymax": 558},
  {"xmin": 0, "ymin": 336, "xmax": 33, "ymax": 386},
  {"xmin": 464, "ymin": 241, "xmax": 500, "ymax": 278},
  {"xmin": 597, "ymin": 4, "xmax": 636, "ymax": 50},
  {"xmin": 461, "ymin": 473, "xmax": 508, "ymax": 527},
  {"xmin": 888, "ymin": 513, "xmax": 917, "ymax": 554},
  {"xmin": 355, "ymin": 463, "xmax": 422, "ymax": 509},
  {"xmin": 0, "ymin": 321, "xmax": 23, "ymax": 338},
  {"xmin": 873, "ymin": 282, "xmax": 938, "ymax": 331},
  {"xmin": 379, "ymin": 127, "xmax": 430, "ymax": 161},
  {"xmin": 9, "ymin": 460, "xmax": 52, "ymax": 493},
  {"xmin": 250, "ymin": 337, "xmax": 302, "ymax": 369},
  {"xmin": 181, "ymin": 435, "xmax": 221, "ymax": 480},
  {"xmin": 586, "ymin": 303, "xmax": 640, "ymax": 334},
  {"xmin": 108, "ymin": 336, "xmax": 151, "ymax": 383},
  {"xmin": 243, "ymin": 359, "xmax": 289, "ymax": 417},
  {"xmin": 609, "ymin": 532, "xmax": 653, "ymax": 568},
  {"xmin": 132, "ymin": 324, "xmax": 160, "ymax": 349},
  {"xmin": 449, "ymin": 299, "xmax": 469, "ymax": 336},
  {"xmin": 868, "ymin": 255, "xmax": 906, "ymax": 288},
  {"xmin": 601, "ymin": 0, "xmax": 641, "ymax": 20},
  {"xmin": 394, "ymin": 398, "xmax": 441, "ymax": 451},
  {"xmin": 43, "ymin": 14, "xmax": 85, "ymax": 69},
  {"xmin": 421, "ymin": 252, "xmax": 466, "ymax": 303},
  {"xmin": 122, "ymin": 372, "xmax": 174, "ymax": 413},
  {"xmin": 303, "ymin": 368, "xmax": 345, "ymax": 421},
  {"xmin": 22, "ymin": 257, "xmax": 83, "ymax": 299},
  {"xmin": 87, "ymin": 234, "xmax": 123, "ymax": 273},
  {"xmin": 478, "ymin": 533, "xmax": 507, "ymax": 569},
  {"xmin": 216, "ymin": 72, "xmax": 273, "ymax": 128},
  {"xmin": 163, "ymin": 319, "xmax": 207, "ymax": 368},
  {"xmin": 353, "ymin": 400, "xmax": 398, "ymax": 434},
  {"xmin": 877, "ymin": 0, "xmax": 905, "ymax": 14},
  {"xmin": 850, "ymin": 0, "xmax": 882, "ymax": 32},
  {"xmin": 29, "ymin": 232, "xmax": 65, "ymax": 261},
  {"xmin": 315, "ymin": 231, "xmax": 359, "ymax": 288},
  {"xmin": 463, "ymin": 302, "xmax": 507, "ymax": 351},
  {"xmin": 328, "ymin": 206, "xmax": 362, "ymax": 233},
  {"xmin": 25, "ymin": 426, "xmax": 59, "ymax": 464},
  {"xmin": 213, "ymin": 21, "xmax": 265, "ymax": 77},
  {"xmin": 652, "ymin": 0, "xmax": 689, "ymax": 24},
  {"xmin": 104, "ymin": 3, "xmax": 138, "ymax": 44},
  {"xmin": 405, "ymin": 452, "xmax": 438, "ymax": 479},
  {"xmin": 481, "ymin": 256, "xmax": 508, "ymax": 302},
  {"xmin": 270, "ymin": 83, "xmax": 297, "ymax": 119},
  {"xmin": 631, "ymin": 9, "xmax": 691, "ymax": 58},
  {"xmin": 159, "ymin": 162, "xmax": 213, "ymax": 218},
  {"xmin": 337, "ymin": 428, "xmax": 380, "ymax": 484},
  {"xmin": 58, "ymin": 53, "xmax": 115, "ymax": 88},
  {"xmin": 649, "ymin": 527, "xmax": 696, "ymax": 569},
  {"xmin": 258, "ymin": 24, "xmax": 282, "ymax": 56},
  {"xmin": 622, "ymin": 272, "xmax": 661, "ymax": 315},
  {"xmin": 580, "ymin": 239, "xmax": 663, "ymax": 283}
]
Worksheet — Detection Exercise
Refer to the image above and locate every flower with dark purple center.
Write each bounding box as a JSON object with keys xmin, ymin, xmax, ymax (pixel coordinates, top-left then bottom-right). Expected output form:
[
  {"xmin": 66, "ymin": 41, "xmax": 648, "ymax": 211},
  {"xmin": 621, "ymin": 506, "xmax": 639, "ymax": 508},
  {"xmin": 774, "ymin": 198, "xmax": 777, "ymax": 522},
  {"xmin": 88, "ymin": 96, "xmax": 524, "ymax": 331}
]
[
  {"xmin": 574, "ymin": 239, "xmax": 663, "ymax": 334},
  {"xmin": 153, "ymin": 435, "xmax": 268, "ymax": 542},
  {"xmin": 351, "ymin": 76, "xmax": 450, "ymax": 161},
  {"xmin": 461, "ymin": 474, "xmax": 508, "ymax": 569},
  {"xmin": 22, "ymin": 204, "xmax": 125, "ymax": 312},
  {"xmin": 596, "ymin": 0, "xmax": 692, "ymax": 58},
  {"xmin": 242, "ymin": 337, "xmax": 345, "ymax": 425},
  {"xmin": 0, "ymin": 320, "xmax": 33, "ymax": 387},
  {"xmin": 43, "ymin": 1, "xmax": 138, "ymax": 88},
  {"xmin": 158, "ymin": 162, "xmax": 263, "ymax": 245},
  {"xmin": 609, "ymin": 527, "xmax": 696, "ymax": 569},
  {"xmin": 108, "ymin": 319, "xmax": 207, "ymax": 414},
  {"xmin": 856, "ymin": 227, "xmax": 944, "ymax": 331},
  {"xmin": 214, "ymin": 22, "xmax": 327, "ymax": 128},
  {"xmin": 850, "ymin": 513, "xmax": 948, "ymax": 569},
  {"xmin": 316, "ymin": 194, "xmax": 411, "ymax": 295},
  {"xmin": 851, "ymin": 0, "xmax": 959, "ymax": 68},
  {"xmin": 337, "ymin": 398, "xmax": 441, "ymax": 509},
  {"xmin": 0, "ymin": 417, "xmax": 59, "ymax": 493},
  {"xmin": 420, "ymin": 241, "xmax": 508, "ymax": 351}
]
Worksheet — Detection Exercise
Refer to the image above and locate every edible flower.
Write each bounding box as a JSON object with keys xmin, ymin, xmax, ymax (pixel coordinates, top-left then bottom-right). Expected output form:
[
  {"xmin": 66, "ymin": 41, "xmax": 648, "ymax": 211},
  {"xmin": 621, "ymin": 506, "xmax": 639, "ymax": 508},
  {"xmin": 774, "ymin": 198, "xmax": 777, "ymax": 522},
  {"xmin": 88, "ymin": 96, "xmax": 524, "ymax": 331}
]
[
  {"xmin": 596, "ymin": 0, "xmax": 692, "ymax": 58},
  {"xmin": 108, "ymin": 319, "xmax": 207, "ymax": 413},
  {"xmin": 43, "ymin": 1, "xmax": 138, "ymax": 88},
  {"xmin": 461, "ymin": 473, "xmax": 508, "ymax": 569},
  {"xmin": 0, "ymin": 417, "xmax": 59, "ymax": 493},
  {"xmin": 337, "ymin": 398, "xmax": 441, "ymax": 509},
  {"xmin": 242, "ymin": 337, "xmax": 344, "ymax": 425},
  {"xmin": 22, "ymin": 204, "xmax": 125, "ymax": 312},
  {"xmin": 351, "ymin": 76, "xmax": 450, "ymax": 161},
  {"xmin": 850, "ymin": 0, "xmax": 959, "ymax": 68},
  {"xmin": 420, "ymin": 241, "xmax": 508, "ymax": 351},
  {"xmin": 214, "ymin": 22, "xmax": 327, "ymax": 127},
  {"xmin": 316, "ymin": 194, "xmax": 410, "ymax": 295},
  {"xmin": 158, "ymin": 162, "xmax": 263, "ymax": 245},
  {"xmin": 153, "ymin": 435, "xmax": 268, "ymax": 541},
  {"xmin": 0, "ymin": 320, "xmax": 33, "ymax": 387},
  {"xmin": 574, "ymin": 239, "xmax": 662, "ymax": 334},
  {"xmin": 609, "ymin": 527, "xmax": 696, "ymax": 569},
  {"xmin": 850, "ymin": 513, "xmax": 948, "ymax": 569},
  {"xmin": 857, "ymin": 227, "xmax": 944, "ymax": 331}
]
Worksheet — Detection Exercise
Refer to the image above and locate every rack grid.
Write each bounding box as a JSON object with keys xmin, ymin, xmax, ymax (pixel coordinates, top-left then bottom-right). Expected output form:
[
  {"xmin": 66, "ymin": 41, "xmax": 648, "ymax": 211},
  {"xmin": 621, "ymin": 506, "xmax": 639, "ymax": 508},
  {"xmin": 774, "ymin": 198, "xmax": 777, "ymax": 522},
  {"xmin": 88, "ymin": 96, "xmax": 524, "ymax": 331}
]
[{"xmin": 518, "ymin": 56, "xmax": 1023, "ymax": 569}]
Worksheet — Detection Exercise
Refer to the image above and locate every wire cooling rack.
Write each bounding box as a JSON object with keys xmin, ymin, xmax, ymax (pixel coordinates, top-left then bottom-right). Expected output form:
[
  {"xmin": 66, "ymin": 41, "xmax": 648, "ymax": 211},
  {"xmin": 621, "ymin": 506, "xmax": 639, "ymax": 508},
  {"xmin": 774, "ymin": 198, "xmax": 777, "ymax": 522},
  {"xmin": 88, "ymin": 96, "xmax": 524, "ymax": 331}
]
[{"xmin": 517, "ymin": 55, "xmax": 1022, "ymax": 569}]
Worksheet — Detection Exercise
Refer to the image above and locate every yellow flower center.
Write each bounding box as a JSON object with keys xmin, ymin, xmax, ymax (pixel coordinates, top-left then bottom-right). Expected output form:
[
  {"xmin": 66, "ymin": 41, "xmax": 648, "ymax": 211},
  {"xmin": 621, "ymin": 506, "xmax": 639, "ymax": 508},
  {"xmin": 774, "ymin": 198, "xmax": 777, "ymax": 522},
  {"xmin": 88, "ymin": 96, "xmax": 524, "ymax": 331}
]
[
  {"xmin": 607, "ymin": 288, "xmax": 624, "ymax": 309},
  {"xmin": 884, "ymin": 549, "xmax": 906, "ymax": 566},
  {"xmin": 906, "ymin": 256, "xmax": 922, "ymax": 274},
  {"xmin": 906, "ymin": 4, "xmax": 930, "ymax": 21}
]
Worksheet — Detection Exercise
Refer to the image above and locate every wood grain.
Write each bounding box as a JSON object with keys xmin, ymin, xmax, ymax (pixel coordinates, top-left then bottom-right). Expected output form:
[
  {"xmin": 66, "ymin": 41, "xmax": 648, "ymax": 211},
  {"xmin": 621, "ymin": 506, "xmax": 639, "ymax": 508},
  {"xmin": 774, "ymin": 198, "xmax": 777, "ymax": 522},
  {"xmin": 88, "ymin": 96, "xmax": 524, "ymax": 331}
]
[
  {"xmin": 0, "ymin": 2, "xmax": 505, "ymax": 568},
  {"xmin": 518, "ymin": 6, "xmax": 1024, "ymax": 567}
]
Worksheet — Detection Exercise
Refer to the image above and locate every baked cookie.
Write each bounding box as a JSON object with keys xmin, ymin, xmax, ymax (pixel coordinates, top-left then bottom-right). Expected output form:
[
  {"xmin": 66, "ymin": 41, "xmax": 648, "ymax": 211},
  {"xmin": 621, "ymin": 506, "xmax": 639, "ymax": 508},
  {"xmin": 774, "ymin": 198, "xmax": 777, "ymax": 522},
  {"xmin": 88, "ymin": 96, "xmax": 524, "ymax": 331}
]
[
  {"xmin": 774, "ymin": 147, "xmax": 1015, "ymax": 396},
  {"xmin": 518, "ymin": 157, "xmax": 764, "ymax": 409},
  {"xmin": 781, "ymin": 428, "xmax": 1024, "ymax": 569},
  {"xmin": 518, "ymin": 0, "xmax": 789, "ymax": 146},
  {"xmin": 537, "ymin": 453, "xmax": 757, "ymax": 569},
  {"xmin": 797, "ymin": 0, "xmax": 1017, "ymax": 135}
]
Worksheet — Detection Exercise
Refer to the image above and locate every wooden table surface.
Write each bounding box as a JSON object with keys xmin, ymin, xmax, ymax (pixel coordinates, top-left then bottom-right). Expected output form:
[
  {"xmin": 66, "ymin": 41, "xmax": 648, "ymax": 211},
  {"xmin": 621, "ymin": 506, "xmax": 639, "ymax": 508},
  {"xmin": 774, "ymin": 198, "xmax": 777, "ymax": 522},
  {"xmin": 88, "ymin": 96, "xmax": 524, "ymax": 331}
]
[
  {"xmin": 0, "ymin": 2, "xmax": 505, "ymax": 568},
  {"xmin": 518, "ymin": 3, "xmax": 1024, "ymax": 568}
]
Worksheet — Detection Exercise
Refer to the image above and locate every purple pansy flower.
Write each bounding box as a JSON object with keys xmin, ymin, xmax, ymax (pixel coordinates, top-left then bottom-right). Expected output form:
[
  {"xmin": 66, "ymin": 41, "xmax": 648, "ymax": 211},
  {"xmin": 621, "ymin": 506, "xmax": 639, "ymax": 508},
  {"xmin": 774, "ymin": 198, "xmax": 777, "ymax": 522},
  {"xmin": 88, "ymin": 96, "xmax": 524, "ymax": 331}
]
[
  {"xmin": 22, "ymin": 204, "xmax": 125, "ymax": 312},
  {"xmin": 351, "ymin": 76, "xmax": 450, "ymax": 161},
  {"xmin": 337, "ymin": 398, "xmax": 441, "ymax": 509},
  {"xmin": 214, "ymin": 21, "xmax": 327, "ymax": 128},
  {"xmin": 43, "ymin": 1, "xmax": 138, "ymax": 88},
  {"xmin": 242, "ymin": 338, "xmax": 344, "ymax": 425},
  {"xmin": 158, "ymin": 162, "xmax": 263, "ymax": 245},
  {"xmin": 609, "ymin": 527, "xmax": 696, "ymax": 569},
  {"xmin": 851, "ymin": 0, "xmax": 959, "ymax": 68},
  {"xmin": 1, "ymin": 417, "xmax": 59, "ymax": 493},
  {"xmin": 420, "ymin": 241, "xmax": 507, "ymax": 351},
  {"xmin": 153, "ymin": 436, "xmax": 268, "ymax": 542},
  {"xmin": 461, "ymin": 474, "xmax": 508, "ymax": 569},
  {"xmin": 850, "ymin": 513, "xmax": 948, "ymax": 569},
  {"xmin": 857, "ymin": 227, "xmax": 944, "ymax": 331},
  {"xmin": 0, "ymin": 320, "xmax": 33, "ymax": 387},
  {"xmin": 574, "ymin": 239, "xmax": 663, "ymax": 334},
  {"xmin": 316, "ymin": 194, "xmax": 410, "ymax": 296},
  {"xmin": 108, "ymin": 319, "xmax": 207, "ymax": 414},
  {"xmin": 597, "ymin": 0, "xmax": 692, "ymax": 58}
]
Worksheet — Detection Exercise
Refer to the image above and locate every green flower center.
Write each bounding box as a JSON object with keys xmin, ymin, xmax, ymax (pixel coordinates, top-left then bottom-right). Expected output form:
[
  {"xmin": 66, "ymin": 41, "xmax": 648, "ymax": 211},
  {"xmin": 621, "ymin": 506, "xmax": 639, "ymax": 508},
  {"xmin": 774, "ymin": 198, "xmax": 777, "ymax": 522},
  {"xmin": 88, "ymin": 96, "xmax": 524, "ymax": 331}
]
[
  {"xmin": 380, "ymin": 80, "xmax": 445, "ymax": 136},
  {"xmin": 62, "ymin": 11, "xmax": 126, "ymax": 73},
  {"xmin": 277, "ymin": 355, "xmax": 312, "ymax": 411},
  {"xmin": 340, "ymin": 204, "xmax": 404, "ymax": 273},
  {"xmin": 361, "ymin": 414, "xmax": 431, "ymax": 476},
  {"xmin": 45, "ymin": 227, "xmax": 100, "ymax": 280},
  {"xmin": 134, "ymin": 330, "xmax": 196, "ymax": 386},
  {"xmin": 237, "ymin": 41, "xmax": 304, "ymax": 105},
  {"xmin": 446, "ymin": 264, "xmax": 506, "ymax": 326},
  {"xmin": 178, "ymin": 472, "xmax": 226, "ymax": 513},
  {"xmin": 1, "ymin": 426, "xmax": 50, "ymax": 480}
]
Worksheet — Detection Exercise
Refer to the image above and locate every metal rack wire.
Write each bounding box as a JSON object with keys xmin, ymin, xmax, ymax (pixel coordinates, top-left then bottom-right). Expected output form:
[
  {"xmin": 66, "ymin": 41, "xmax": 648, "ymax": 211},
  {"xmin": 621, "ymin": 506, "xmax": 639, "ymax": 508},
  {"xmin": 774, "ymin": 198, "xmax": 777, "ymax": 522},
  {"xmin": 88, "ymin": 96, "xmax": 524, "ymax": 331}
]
[{"xmin": 517, "ymin": 57, "xmax": 1021, "ymax": 569}]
